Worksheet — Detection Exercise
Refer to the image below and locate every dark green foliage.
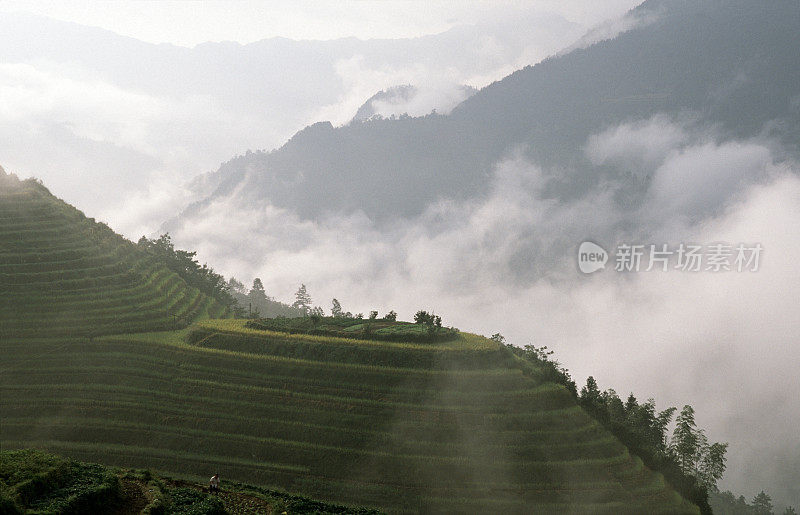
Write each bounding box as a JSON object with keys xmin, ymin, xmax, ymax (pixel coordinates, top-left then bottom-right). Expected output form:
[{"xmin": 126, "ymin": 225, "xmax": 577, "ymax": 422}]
[
  {"xmin": 576, "ymin": 376, "xmax": 729, "ymax": 515},
  {"xmin": 752, "ymin": 491, "xmax": 774, "ymax": 515},
  {"xmin": 244, "ymin": 316, "xmax": 458, "ymax": 344},
  {"xmin": 1, "ymin": 450, "xmax": 372, "ymax": 514},
  {"xmin": 292, "ymin": 284, "xmax": 313, "ymax": 315},
  {"xmin": 506, "ymin": 343, "xmax": 577, "ymax": 397},
  {"xmin": 0, "ymin": 493, "xmax": 22, "ymax": 515},
  {"xmin": 137, "ymin": 234, "xmax": 233, "ymax": 307},
  {"xmin": 330, "ymin": 298, "xmax": 343, "ymax": 318},
  {"xmin": 0, "ymin": 450, "xmax": 121, "ymax": 514},
  {"xmin": 412, "ymin": 311, "xmax": 442, "ymax": 336},
  {"xmin": 166, "ymin": 488, "xmax": 225, "ymax": 515}
]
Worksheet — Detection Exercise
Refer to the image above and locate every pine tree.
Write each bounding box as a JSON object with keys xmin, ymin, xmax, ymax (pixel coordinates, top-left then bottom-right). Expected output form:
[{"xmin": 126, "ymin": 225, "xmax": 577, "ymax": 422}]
[
  {"xmin": 624, "ymin": 393, "xmax": 638, "ymax": 415},
  {"xmin": 752, "ymin": 490, "xmax": 773, "ymax": 515},
  {"xmin": 580, "ymin": 377, "xmax": 601, "ymax": 403},
  {"xmin": 248, "ymin": 278, "xmax": 267, "ymax": 302},
  {"xmin": 292, "ymin": 284, "xmax": 312, "ymax": 315},
  {"xmin": 579, "ymin": 377, "xmax": 603, "ymax": 417}
]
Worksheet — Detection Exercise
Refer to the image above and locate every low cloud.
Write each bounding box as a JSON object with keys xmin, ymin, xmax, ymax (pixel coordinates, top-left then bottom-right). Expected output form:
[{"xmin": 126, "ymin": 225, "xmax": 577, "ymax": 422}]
[
  {"xmin": 559, "ymin": 5, "xmax": 661, "ymax": 55},
  {"xmin": 171, "ymin": 116, "xmax": 800, "ymax": 507},
  {"xmin": 1, "ymin": 8, "xmax": 586, "ymax": 238}
]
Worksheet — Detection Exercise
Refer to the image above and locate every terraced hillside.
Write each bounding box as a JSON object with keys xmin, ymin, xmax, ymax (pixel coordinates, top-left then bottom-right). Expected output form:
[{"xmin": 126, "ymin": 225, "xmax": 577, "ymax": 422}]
[
  {"xmin": 0, "ymin": 171, "xmax": 227, "ymax": 338},
  {"xmin": 0, "ymin": 449, "xmax": 377, "ymax": 514},
  {"xmin": 0, "ymin": 320, "xmax": 697, "ymax": 513}
]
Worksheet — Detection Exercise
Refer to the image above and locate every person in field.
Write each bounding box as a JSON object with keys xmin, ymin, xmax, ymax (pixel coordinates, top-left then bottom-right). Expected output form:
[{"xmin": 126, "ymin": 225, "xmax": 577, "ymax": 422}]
[{"xmin": 209, "ymin": 473, "xmax": 220, "ymax": 493}]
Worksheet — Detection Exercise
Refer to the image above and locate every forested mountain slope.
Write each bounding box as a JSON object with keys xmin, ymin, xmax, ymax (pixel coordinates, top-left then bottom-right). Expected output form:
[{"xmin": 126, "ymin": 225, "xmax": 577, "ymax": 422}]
[{"xmin": 167, "ymin": 0, "xmax": 800, "ymax": 230}]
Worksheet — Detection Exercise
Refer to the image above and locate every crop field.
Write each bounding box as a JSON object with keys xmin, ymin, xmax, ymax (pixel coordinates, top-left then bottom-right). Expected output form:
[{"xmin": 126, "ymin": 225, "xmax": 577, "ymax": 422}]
[
  {"xmin": 0, "ymin": 171, "xmax": 696, "ymax": 512},
  {"xmin": 0, "ymin": 320, "xmax": 697, "ymax": 513},
  {"xmin": 244, "ymin": 316, "xmax": 460, "ymax": 343},
  {"xmin": 0, "ymin": 175, "xmax": 227, "ymax": 338}
]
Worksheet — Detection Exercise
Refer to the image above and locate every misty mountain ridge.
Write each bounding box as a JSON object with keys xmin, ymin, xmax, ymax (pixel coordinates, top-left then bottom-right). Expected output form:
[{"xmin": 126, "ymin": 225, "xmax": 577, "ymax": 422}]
[
  {"xmin": 0, "ymin": 8, "xmax": 586, "ymax": 238},
  {"xmin": 352, "ymin": 84, "xmax": 478, "ymax": 121},
  {"xmin": 165, "ymin": 0, "xmax": 800, "ymax": 236}
]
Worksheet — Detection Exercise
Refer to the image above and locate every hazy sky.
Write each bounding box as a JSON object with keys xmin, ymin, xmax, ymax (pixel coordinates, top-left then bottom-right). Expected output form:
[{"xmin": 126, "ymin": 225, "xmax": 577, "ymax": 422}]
[
  {"xmin": 168, "ymin": 115, "xmax": 800, "ymax": 506},
  {"xmin": 4, "ymin": 2, "xmax": 797, "ymax": 506},
  {"xmin": 0, "ymin": 0, "xmax": 639, "ymax": 45},
  {"xmin": 1, "ymin": 0, "xmax": 635, "ymax": 238}
]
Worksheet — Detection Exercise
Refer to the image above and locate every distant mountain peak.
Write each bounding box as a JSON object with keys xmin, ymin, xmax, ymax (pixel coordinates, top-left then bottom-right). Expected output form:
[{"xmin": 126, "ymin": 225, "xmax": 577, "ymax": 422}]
[{"xmin": 352, "ymin": 84, "xmax": 478, "ymax": 122}]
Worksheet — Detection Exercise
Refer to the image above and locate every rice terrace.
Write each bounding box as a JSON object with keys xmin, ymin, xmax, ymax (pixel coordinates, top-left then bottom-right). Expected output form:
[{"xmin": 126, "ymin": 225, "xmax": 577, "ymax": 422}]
[
  {"xmin": 0, "ymin": 173, "xmax": 696, "ymax": 513},
  {"xmin": 3, "ymin": 1, "xmax": 799, "ymax": 513}
]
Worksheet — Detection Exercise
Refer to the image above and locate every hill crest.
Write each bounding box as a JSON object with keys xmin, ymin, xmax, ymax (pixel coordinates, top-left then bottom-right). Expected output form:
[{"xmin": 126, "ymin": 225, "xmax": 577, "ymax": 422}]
[{"xmin": 0, "ymin": 169, "xmax": 227, "ymax": 338}]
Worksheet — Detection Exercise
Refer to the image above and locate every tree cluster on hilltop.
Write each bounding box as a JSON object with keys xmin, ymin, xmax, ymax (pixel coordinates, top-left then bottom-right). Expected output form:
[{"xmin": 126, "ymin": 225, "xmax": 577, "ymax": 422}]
[
  {"xmin": 226, "ymin": 277, "xmax": 305, "ymax": 318},
  {"xmin": 137, "ymin": 234, "xmax": 233, "ymax": 307},
  {"xmin": 504, "ymin": 338, "xmax": 735, "ymax": 515},
  {"xmin": 578, "ymin": 375, "xmax": 725, "ymax": 514}
]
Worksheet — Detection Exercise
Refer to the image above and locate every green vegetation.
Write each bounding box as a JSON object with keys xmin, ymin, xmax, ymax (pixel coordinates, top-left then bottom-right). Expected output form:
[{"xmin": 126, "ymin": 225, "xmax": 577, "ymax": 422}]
[
  {"xmin": 506, "ymin": 342, "xmax": 731, "ymax": 514},
  {"xmin": 137, "ymin": 234, "xmax": 233, "ymax": 308},
  {"xmin": 577, "ymin": 377, "xmax": 725, "ymax": 514},
  {"xmin": 0, "ymin": 449, "xmax": 122, "ymax": 514},
  {"xmin": 226, "ymin": 277, "xmax": 305, "ymax": 319},
  {"xmin": 243, "ymin": 315, "xmax": 459, "ymax": 344},
  {"xmin": 711, "ymin": 488, "xmax": 797, "ymax": 515},
  {"xmin": 0, "ymin": 319, "xmax": 698, "ymax": 513},
  {"xmin": 0, "ymin": 172, "xmax": 228, "ymax": 338},
  {"xmin": 0, "ymin": 171, "xmax": 703, "ymax": 512},
  {"xmin": 0, "ymin": 449, "xmax": 375, "ymax": 514}
]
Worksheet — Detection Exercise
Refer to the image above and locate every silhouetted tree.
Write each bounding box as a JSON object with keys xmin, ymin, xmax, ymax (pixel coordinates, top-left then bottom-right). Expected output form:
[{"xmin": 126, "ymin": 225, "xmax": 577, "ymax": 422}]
[
  {"xmin": 331, "ymin": 298, "xmax": 343, "ymax": 317},
  {"xmin": 580, "ymin": 376, "xmax": 603, "ymax": 416},
  {"xmin": 672, "ymin": 405, "xmax": 699, "ymax": 476},
  {"xmin": 227, "ymin": 277, "xmax": 247, "ymax": 295},
  {"xmin": 752, "ymin": 491, "xmax": 773, "ymax": 515},
  {"xmin": 249, "ymin": 278, "xmax": 267, "ymax": 303},
  {"xmin": 292, "ymin": 284, "xmax": 312, "ymax": 315},
  {"xmin": 699, "ymin": 442, "xmax": 728, "ymax": 491}
]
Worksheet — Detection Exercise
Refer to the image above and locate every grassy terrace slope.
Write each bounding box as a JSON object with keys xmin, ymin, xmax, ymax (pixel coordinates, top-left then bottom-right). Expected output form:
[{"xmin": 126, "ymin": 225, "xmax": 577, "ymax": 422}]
[
  {"xmin": 0, "ymin": 171, "xmax": 227, "ymax": 337},
  {"xmin": 0, "ymin": 320, "xmax": 697, "ymax": 513},
  {"xmin": 1, "ymin": 449, "xmax": 376, "ymax": 514}
]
